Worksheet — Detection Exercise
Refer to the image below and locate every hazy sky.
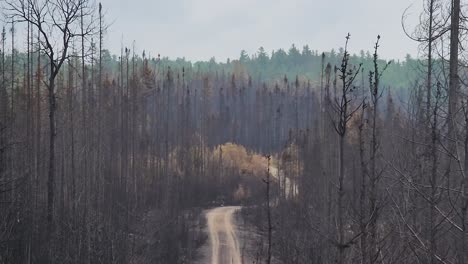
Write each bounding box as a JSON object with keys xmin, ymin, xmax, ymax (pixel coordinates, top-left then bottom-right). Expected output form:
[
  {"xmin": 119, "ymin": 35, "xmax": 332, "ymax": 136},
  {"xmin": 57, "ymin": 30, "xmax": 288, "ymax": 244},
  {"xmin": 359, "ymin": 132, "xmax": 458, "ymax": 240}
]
[{"xmin": 100, "ymin": 0, "xmax": 422, "ymax": 62}]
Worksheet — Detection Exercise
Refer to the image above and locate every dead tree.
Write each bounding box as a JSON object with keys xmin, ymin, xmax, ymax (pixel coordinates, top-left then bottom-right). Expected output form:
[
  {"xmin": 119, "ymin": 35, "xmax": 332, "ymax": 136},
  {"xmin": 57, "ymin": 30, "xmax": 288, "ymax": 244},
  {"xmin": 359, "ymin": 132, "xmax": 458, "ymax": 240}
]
[
  {"xmin": 264, "ymin": 155, "xmax": 272, "ymax": 264},
  {"xmin": 447, "ymin": 0, "xmax": 466, "ymax": 262},
  {"xmin": 367, "ymin": 35, "xmax": 390, "ymax": 263},
  {"xmin": 329, "ymin": 33, "xmax": 362, "ymax": 264},
  {"xmin": 4, "ymin": 0, "xmax": 97, "ymax": 252}
]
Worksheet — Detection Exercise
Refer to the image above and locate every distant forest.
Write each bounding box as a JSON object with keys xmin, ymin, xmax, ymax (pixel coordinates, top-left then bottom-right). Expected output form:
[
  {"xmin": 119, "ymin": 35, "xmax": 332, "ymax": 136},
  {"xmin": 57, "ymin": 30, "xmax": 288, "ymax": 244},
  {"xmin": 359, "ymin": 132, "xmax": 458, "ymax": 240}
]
[
  {"xmin": 139, "ymin": 46, "xmax": 419, "ymax": 93},
  {"xmin": 2, "ymin": 29, "xmax": 421, "ymax": 97},
  {"xmin": 5, "ymin": 45, "xmax": 419, "ymax": 102}
]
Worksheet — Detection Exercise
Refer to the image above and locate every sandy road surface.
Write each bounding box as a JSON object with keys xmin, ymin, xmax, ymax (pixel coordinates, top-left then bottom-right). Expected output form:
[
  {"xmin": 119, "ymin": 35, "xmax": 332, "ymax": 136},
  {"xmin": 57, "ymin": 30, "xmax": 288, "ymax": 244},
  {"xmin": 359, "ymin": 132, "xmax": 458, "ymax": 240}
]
[{"xmin": 206, "ymin": 206, "xmax": 242, "ymax": 264}]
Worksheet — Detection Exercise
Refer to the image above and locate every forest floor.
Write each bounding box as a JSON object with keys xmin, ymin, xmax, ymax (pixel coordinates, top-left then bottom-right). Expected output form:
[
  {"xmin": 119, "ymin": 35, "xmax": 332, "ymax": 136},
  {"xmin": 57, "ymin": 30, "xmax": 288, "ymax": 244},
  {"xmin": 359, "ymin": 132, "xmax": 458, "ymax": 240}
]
[{"xmin": 129, "ymin": 207, "xmax": 206, "ymax": 264}]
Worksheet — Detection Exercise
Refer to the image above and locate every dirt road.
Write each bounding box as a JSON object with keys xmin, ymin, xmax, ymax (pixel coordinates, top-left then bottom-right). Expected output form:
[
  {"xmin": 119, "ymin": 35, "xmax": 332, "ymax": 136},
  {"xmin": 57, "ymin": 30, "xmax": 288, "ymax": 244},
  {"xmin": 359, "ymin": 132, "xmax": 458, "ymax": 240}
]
[{"xmin": 205, "ymin": 206, "xmax": 242, "ymax": 264}]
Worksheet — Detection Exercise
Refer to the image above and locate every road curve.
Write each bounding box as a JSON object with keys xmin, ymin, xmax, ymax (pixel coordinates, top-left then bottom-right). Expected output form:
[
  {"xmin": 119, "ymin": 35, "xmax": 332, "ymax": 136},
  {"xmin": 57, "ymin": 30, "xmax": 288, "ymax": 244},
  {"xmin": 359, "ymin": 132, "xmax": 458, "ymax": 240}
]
[{"xmin": 206, "ymin": 206, "xmax": 242, "ymax": 264}]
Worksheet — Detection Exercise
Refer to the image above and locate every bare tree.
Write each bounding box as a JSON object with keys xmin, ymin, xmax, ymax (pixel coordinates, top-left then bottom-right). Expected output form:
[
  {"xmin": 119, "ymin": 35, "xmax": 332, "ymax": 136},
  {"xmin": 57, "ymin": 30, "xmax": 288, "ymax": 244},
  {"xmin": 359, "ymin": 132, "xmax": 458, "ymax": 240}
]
[
  {"xmin": 367, "ymin": 35, "xmax": 391, "ymax": 263},
  {"xmin": 264, "ymin": 155, "xmax": 272, "ymax": 264},
  {"xmin": 3, "ymin": 0, "xmax": 97, "ymax": 255},
  {"xmin": 329, "ymin": 33, "xmax": 362, "ymax": 264},
  {"xmin": 447, "ymin": 1, "xmax": 467, "ymax": 262}
]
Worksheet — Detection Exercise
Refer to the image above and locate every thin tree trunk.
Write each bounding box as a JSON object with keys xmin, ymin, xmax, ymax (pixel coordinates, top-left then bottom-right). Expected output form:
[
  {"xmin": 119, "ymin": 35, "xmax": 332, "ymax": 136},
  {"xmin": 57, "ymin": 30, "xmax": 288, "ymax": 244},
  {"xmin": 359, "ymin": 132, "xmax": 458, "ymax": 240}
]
[
  {"xmin": 448, "ymin": 0, "xmax": 463, "ymax": 262},
  {"xmin": 358, "ymin": 106, "xmax": 368, "ymax": 264},
  {"xmin": 266, "ymin": 155, "xmax": 272, "ymax": 264},
  {"xmin": 80, "ymin": 6, "xmax": 91, "ymax": 263},
  {"xmin": 337, "ymin": 134, "xmax": 345, "ymax": 264},
  {"xmin": 47, "ymin": 71, "xmax": 56, "ymax": 239}
]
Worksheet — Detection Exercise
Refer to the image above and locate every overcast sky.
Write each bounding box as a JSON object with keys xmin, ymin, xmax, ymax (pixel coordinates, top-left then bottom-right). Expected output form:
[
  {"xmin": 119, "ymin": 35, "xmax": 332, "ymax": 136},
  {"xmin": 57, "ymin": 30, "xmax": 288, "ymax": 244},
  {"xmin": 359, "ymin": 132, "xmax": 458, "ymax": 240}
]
[{"xmin": 100, "ymin": 0, "xmax": 422, "ymax": 62}]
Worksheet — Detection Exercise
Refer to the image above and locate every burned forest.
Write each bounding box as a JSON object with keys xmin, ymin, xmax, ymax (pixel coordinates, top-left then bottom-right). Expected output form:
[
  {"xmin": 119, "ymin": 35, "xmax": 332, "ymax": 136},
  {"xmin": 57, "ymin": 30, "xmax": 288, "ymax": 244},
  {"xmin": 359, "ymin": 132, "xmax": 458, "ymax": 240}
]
[{"xmin": 0, "ymin": 0, "xmax": 467, "ymax": 263}]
